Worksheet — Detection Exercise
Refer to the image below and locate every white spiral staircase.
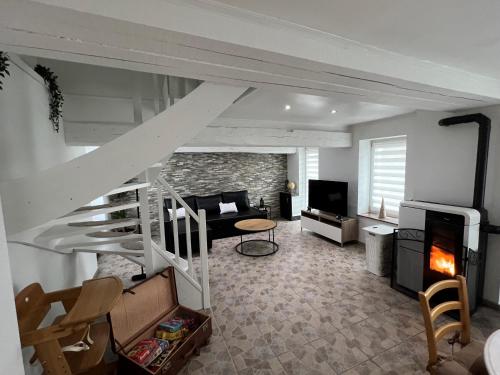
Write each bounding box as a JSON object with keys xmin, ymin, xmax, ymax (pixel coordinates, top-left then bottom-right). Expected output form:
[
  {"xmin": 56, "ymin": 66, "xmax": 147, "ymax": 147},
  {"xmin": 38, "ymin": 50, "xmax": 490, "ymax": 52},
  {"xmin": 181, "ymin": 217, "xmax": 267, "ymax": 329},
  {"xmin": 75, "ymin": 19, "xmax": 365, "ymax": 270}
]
[{"xmin": 1, "ymin": 81, "xmax": 248, "ymax": 310}]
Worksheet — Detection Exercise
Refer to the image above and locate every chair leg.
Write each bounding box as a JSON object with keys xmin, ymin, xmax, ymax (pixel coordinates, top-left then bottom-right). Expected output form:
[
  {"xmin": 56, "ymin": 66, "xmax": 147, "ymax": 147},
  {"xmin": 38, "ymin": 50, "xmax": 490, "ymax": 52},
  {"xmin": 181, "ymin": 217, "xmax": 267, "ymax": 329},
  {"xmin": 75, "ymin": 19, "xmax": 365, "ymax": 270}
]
[{"xmin": 35, "ymin": 340, "xmax": 72, "ymax": 375}]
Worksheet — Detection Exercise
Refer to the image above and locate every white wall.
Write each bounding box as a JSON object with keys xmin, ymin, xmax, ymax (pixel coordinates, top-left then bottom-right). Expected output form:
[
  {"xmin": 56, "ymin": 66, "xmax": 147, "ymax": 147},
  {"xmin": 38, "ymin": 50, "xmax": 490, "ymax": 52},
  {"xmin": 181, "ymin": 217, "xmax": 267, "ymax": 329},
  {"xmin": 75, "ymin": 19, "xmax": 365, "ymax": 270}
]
[
  {"xmin": 0, "ymin": 56, "xmax": 98, "ymax": 373},
  {"xmin": 0, "ymin": 198, "xmax": 24, "ymax": 375},
  {"xmin": 456, "ymin": 106, "xmax": 500, "ymax": 307},
  {"xmin": 0, "ymin": 57, "xmax": 89, "ymax": 181},
  {"xmin": 319, "ymin": 109, "xmax": 500, "ymax": 305}
]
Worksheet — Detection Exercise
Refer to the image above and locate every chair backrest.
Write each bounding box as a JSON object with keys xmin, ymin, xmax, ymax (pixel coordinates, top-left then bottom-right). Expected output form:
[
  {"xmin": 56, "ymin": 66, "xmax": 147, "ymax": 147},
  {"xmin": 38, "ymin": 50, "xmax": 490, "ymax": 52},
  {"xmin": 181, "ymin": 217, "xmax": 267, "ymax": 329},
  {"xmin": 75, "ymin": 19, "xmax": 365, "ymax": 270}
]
[
  {"xmin": 418, "ymin": 275, "xmax": 471, "ymax": 367},
  {"xmin": 15, "ymin": 283, "xmax": 50, "ymax": 335}
]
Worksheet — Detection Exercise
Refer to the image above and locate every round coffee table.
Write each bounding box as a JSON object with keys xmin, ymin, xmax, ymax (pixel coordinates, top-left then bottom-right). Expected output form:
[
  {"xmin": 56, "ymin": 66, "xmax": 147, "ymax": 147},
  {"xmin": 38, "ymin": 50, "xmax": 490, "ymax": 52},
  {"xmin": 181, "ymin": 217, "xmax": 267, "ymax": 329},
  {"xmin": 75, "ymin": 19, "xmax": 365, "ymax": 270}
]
[{"xmin": 234, "ymin": 219, "xmax": 278, "ymax": 257}]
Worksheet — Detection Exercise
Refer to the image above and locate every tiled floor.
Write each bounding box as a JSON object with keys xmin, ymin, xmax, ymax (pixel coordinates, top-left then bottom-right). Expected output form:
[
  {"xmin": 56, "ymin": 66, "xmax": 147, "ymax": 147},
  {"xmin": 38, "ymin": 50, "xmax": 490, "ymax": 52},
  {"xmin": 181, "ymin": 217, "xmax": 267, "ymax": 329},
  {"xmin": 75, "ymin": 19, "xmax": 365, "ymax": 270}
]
[{"xmin": 96, "ymin": 220, "xmax": 500, "ymax": 374}]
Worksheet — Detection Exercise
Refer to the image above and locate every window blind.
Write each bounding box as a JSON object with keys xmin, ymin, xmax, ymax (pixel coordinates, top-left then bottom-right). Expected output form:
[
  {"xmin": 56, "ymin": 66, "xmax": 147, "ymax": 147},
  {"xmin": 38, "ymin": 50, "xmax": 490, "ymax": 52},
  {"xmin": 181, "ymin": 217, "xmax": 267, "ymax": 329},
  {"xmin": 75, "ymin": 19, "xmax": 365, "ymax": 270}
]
[
  {"xmin": 369, "ymin": 137, "xmax": 406, "ymax": 217},
  {"xmin": 305, "ymin": 148, "xmax": 319, "ymax": 206}
]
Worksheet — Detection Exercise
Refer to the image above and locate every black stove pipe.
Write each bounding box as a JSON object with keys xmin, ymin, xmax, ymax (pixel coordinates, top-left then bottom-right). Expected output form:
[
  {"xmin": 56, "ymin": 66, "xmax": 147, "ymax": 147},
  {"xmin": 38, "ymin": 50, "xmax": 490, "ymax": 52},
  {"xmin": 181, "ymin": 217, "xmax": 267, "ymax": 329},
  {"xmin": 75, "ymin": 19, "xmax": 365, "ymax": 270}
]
[{"xmin": 439, "ymin": 113, "xmax": 500, "ymax": 304}]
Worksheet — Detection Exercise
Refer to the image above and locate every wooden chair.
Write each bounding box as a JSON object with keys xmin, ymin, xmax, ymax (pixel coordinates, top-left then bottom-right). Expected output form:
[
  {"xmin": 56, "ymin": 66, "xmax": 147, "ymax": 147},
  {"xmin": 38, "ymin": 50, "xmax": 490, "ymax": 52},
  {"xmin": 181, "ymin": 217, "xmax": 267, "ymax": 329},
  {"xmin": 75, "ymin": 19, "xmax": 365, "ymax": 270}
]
[
  {"xmin": 418, "ymin": 275, "xmax": 487, "ymax": 374},
  {"xmin": 15, "ymin": 276, "xmax": 123, "ymax": 375}
]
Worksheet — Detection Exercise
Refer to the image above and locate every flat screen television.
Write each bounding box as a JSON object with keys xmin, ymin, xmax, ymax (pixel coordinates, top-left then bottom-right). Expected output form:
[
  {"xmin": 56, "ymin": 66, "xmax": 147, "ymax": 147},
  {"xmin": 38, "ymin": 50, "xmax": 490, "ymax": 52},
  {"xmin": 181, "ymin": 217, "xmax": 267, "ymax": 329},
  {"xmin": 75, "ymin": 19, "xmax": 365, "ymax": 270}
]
[{"xmin": 308, "ymin": 179, "xmax": 348, "ymax": 216}]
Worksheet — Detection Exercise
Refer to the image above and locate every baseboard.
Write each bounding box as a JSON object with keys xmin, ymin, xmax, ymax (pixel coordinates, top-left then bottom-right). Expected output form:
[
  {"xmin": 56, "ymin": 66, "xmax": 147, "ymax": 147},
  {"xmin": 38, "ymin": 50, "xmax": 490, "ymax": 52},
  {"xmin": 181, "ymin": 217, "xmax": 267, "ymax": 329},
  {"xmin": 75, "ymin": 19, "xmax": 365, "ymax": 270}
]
[{"xmin": 481, "ymin": 299, "xmax": 500, "ymax": 311}]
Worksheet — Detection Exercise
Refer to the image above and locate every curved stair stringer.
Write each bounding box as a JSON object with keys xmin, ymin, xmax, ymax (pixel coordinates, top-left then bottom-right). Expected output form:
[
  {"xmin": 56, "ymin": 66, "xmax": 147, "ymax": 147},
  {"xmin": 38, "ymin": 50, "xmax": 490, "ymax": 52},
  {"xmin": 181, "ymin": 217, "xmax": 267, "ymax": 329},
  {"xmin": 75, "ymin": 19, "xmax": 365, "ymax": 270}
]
[{"xmin": 0, "ymin": 83, "xmax": 247, "ymax": 236}]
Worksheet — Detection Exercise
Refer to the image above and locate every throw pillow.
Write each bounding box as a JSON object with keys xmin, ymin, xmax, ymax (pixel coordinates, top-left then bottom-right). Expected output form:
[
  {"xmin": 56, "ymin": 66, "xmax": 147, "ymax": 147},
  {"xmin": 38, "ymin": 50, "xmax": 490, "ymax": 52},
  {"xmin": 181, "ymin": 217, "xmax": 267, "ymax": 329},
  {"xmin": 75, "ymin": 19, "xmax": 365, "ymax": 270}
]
[
  {"xmin": 167, "ymin": 207, "xmax": 186, "ymax": 219},
  {"xmin": 222, "ymin": 190, "xmax": 250, "ymax": 210},
  {"xmin": 219, "ymin": 202, "xmax": 238, "ymax": 214}
]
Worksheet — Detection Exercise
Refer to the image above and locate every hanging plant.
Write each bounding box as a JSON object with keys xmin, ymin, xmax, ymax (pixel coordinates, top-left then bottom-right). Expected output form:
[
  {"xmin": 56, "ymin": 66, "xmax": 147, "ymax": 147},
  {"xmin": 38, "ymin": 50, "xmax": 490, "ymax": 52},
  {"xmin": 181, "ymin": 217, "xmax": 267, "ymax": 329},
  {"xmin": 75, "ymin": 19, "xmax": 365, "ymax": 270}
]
[
  {"xmin": 34, "ymin": 64, "xmax": 63, "ymax": 132},
  {"xmin": 0, "ymin": 52, "xmax": 10, "ymax": 91}
]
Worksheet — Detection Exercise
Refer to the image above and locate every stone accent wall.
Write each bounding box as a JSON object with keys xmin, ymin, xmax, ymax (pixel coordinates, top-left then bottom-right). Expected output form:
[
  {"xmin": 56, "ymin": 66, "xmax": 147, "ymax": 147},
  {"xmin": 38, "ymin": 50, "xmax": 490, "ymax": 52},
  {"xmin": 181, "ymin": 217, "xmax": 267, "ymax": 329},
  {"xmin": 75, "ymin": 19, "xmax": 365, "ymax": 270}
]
[{"xmin": 110, "ymin": 153, "xmax": 287, "ymax": 237}]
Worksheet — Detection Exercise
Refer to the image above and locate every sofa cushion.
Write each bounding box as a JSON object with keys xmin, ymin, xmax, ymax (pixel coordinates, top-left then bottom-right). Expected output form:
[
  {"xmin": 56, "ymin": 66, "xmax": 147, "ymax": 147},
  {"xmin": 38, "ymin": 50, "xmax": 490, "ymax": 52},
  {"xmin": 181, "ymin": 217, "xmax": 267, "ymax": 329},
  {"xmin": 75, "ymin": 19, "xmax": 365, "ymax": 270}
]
[
  {"xmin": 205, "ymin": 207, "xmax": 267, "ymax": 239},
  {"xmin": 167, "ymin": 207, "xmax": 186, "ymax": 219},
  {"xmin": 219, "ymin": 202, "xmax": 238, "ymax": 214},
  {"xmin": 222, "ymin": 190, "xmax": 250, "ymax": 211},
  {"xmin": 164, "ymin": 196, "xmax": 197, "ymax": 212},
  {"xmin": 196, "ymin": 194, "xmax": 222, "ymax": 214},
  {"xmin": 205, "ymin": 208, "xmax": 261, "ymax": 222}
]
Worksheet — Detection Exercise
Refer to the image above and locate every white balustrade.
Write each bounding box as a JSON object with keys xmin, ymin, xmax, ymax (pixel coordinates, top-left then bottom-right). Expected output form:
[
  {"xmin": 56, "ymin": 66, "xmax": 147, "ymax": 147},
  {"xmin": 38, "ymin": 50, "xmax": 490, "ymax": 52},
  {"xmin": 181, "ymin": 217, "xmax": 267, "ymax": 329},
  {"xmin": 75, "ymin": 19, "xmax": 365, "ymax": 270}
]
[{"xmin": 155, "ymin": 176, "xmax": 210, "ymax": 309}]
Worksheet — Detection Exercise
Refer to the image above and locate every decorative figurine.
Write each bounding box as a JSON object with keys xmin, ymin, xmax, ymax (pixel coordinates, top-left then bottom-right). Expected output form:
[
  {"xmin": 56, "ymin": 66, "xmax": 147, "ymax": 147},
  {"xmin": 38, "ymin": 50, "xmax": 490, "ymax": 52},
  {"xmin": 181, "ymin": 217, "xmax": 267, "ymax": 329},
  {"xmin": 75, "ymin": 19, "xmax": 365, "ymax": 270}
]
[{"xmin": 378, "ymin": 196, "xmax": 386, "ymax": 219}]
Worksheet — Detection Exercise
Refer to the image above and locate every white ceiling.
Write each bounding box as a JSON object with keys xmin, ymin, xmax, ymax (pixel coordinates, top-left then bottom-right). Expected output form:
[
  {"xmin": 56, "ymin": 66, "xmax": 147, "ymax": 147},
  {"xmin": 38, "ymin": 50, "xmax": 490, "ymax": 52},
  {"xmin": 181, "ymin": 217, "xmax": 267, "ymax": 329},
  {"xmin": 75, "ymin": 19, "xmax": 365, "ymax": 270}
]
[
  {"xmin": 31, "ymin": 58, "xmax": 415, "ymax": 131},
  {"xmin": 219, "ymin": 90, "xmax": 414, "ymax": 131},
  {"xmin": 34, "ymin": 58, "xmax": 159, "ymax": 100},
  {"xmin": 213, "ymin": 0, "xmax": 500, "ymax": 79}
]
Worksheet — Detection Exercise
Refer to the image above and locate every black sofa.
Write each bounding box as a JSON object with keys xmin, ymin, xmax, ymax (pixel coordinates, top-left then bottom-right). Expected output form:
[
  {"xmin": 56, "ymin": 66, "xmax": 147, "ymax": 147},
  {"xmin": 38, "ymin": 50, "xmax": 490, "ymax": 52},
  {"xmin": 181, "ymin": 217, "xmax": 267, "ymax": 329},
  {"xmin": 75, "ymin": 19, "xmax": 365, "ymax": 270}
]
[{"xmin": 163, "ymin": 190, "xmax": 267, "ymax": 255}]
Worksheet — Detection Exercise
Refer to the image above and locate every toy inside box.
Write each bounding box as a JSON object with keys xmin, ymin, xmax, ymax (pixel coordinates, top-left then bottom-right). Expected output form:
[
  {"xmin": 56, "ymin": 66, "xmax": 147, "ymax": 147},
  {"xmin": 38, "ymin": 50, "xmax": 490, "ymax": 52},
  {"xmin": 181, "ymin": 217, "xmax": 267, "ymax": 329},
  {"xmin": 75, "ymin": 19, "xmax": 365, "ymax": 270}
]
[{"xmin": 108, "ymin": 267, "xmax": 212, "ymax": 375}]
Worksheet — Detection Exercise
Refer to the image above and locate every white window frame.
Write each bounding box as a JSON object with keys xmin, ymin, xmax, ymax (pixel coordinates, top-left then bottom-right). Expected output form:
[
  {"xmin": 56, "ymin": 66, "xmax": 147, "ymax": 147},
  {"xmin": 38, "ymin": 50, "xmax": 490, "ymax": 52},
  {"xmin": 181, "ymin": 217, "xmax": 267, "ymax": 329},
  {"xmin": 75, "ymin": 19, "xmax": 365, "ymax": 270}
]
[
  {"xmin": 304, "ymin": 147, "xmax": 319, "ymax": 206},
  {"xmin": 368, "ymin": 136, "xmax": 407, "ymax": 218}
]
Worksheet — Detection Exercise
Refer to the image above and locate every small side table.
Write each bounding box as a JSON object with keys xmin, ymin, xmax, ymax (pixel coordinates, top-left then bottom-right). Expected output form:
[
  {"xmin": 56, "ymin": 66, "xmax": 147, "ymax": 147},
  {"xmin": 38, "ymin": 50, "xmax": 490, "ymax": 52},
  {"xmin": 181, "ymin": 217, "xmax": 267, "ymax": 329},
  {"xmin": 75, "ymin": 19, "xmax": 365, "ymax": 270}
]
[{"xmin": 255, "ymin": 204, "xmax": 272, "ymax": 219}]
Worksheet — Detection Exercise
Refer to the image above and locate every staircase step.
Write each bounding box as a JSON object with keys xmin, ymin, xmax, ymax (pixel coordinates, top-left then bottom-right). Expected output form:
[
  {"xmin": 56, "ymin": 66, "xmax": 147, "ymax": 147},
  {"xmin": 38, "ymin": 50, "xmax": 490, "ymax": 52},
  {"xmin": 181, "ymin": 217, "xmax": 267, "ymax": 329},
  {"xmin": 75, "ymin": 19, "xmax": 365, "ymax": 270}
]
[
  {"xmin": 104, "ymin": 182, "xmax": 150, "ymax": 196},
  {"xmin": 36, "ymin": 219, "xmax": 139, "ymax": 242},
  {"xmin": 121, "ymin": 240, "xmax": 143, "ymax": 250},
  {"xmin": 86, "ymin": 231, "xmax": 133, "ymax": 238},
  {"xmin": 55, "ymin": 233, "xmax": 142, "ymax": 251},
  {"xmin": 73, "ymin": 242, "xmax": 145, "ymax": 257},
  {"xmin": 74, "ymin": 201, "xmax": 130, "ymax": 212},
  {"xmin": 68, "ymin": 218, "xmax": 136, "ymax": 227},
  {"xmin": 56, "ymin": 202, "xmax": 140, "ymax": 224}
]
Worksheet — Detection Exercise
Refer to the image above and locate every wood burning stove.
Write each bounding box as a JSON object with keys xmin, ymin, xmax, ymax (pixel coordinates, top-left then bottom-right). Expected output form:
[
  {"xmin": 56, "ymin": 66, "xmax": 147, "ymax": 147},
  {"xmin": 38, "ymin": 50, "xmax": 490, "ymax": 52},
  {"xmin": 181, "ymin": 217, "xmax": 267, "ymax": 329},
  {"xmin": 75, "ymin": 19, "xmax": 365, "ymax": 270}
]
[
  {"xmin": 423, "ymin": 211, "xmax": 465, "ymax": 306},
  {"xmin": 424, "ymin": 210, "xmax": 464, "ymax": 288},
  {"xmin": 393, "ymin": 201, "xmax": 481, "ymax": 312},
  {"xmin": 391, "ymin": 113, "xmax": 500, "ymax": 312}
]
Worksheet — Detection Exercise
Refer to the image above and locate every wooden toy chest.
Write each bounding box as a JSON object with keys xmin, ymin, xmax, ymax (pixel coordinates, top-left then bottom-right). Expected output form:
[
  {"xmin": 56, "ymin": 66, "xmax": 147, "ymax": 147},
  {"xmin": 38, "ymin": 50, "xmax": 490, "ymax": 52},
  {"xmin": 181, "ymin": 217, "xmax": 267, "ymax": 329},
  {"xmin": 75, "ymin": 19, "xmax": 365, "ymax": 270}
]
[{"xmin": 108, "ymin": 267, "xmax": 212, "ymax": 374}]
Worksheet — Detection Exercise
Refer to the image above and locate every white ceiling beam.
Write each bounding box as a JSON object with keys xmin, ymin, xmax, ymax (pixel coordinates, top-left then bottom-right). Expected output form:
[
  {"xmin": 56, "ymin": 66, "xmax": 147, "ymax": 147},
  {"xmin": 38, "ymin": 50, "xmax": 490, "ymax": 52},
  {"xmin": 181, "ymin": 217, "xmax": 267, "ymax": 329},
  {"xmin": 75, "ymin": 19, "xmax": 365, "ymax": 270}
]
[
  {"xmin": 175, "ymin": 147, "xmax": 298, "ymax": 154},
  {"xmin": 0, "ymin": 0, "xmax": 498, "ymax": 111},
  {"xmin": 187, "ymin": 127, "xmax": 351, "ymax": 148},
  {"xmin": 63, "ymin": 120, "xmax": 351, "ymax": 148}
]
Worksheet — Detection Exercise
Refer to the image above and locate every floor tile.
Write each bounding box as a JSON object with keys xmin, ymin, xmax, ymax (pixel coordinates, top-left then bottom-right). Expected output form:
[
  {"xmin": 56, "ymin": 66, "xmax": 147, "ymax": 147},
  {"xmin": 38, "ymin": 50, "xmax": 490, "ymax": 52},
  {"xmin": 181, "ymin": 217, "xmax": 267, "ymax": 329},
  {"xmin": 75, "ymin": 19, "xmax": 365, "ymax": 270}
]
[
  {"xmin": 341, "ymin": 360, "xmax": 383, "ymax": 375},
  {"xmin": 95, "ymin": 220, "xmax": 500, "ymax": 375}
]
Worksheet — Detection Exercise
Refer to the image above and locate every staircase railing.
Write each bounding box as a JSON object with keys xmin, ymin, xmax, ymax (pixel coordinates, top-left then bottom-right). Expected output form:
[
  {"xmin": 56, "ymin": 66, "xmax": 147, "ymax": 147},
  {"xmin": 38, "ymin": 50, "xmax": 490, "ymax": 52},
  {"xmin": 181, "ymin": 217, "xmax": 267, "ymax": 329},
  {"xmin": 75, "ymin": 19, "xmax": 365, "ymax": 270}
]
[{"xmin": 155, "ymin": 176, "xmax": 210, "ymax": 309}]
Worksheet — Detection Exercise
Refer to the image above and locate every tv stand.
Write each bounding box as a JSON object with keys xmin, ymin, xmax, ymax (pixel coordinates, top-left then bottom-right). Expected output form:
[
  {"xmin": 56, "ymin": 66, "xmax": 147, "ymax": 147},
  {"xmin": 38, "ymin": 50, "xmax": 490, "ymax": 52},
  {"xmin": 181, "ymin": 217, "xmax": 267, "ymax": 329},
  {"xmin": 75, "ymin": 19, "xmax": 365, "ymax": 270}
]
[{"xmin": 301, "ymin": 209, "xmax": 358, "ymax": 246}]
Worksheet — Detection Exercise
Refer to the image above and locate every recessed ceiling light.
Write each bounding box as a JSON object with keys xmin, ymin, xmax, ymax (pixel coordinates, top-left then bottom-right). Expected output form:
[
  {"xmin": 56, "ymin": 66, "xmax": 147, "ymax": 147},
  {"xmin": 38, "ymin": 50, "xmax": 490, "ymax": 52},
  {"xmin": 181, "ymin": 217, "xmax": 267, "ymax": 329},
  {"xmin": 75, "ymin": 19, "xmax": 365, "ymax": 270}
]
[
  {"xmin": 330, "ymin": 109, "xmax": 337, "ymax": 114},
  {"xmin": 284, "ymin": 104, "xmax": 291, "ymax": 111}
]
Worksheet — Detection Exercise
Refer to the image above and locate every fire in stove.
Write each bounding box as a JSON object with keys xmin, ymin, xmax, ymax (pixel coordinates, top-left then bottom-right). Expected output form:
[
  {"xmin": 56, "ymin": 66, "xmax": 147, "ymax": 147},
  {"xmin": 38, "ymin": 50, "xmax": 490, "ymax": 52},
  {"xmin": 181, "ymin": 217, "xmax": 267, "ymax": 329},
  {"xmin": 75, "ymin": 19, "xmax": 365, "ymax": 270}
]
[{"xmin": 429, "ymin": 246, "xmax": 456, "ymax": 276}]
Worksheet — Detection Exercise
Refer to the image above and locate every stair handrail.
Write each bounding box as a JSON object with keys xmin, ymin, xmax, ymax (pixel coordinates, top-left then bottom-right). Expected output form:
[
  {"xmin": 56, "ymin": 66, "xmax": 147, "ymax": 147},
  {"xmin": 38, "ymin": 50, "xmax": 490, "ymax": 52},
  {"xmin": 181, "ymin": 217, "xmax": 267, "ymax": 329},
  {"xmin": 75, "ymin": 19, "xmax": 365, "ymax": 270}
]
[
  {"xmin": 156, "ymin": 176, "xmax": 199, "ymax": 221},
  {"xmin": 155, "ymin": 176, "xmax": 210, "ymax": 308}
]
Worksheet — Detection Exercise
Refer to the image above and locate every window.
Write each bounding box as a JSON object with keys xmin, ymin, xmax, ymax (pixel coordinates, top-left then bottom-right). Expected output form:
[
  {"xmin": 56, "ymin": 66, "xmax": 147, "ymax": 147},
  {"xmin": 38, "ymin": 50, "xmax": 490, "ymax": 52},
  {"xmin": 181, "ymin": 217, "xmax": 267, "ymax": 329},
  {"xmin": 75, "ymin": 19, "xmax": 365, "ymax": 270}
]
[
  {"xmin": 369, "ymin": 137, "xmax": 406, "ymax": 218},
  {"xmin": 305, "ymin": 147, "xmax": 319, "ymax": 205}
]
